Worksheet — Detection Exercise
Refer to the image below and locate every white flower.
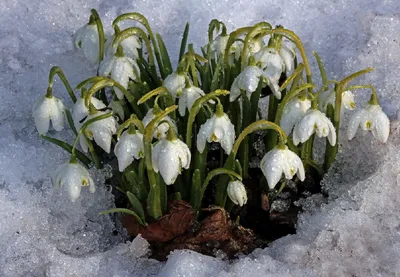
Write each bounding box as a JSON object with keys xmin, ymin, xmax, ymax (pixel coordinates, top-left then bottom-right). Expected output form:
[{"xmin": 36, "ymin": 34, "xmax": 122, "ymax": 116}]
[
  {"xmin": 99, "ymin": 54, "xmax": 140, "ymax": 100},
  {"xmin": 81, "ymin": 110, "xmax": 118, "ymax": 153},
  {"xmin": 114, "ymin": 131, "xmax": 144, "ymax": 172},
  {"xmin": 319, "ymin": 90, "xmax": 355, "ymax": 113},
  {"xmin": 178, "ymin": 86, "xmax": 205, "ymax": 116},
  {"xmin": 209, "ymin": 34, "xmax": 229, "ymax": 57},
  {"xmin": 293, "ymin": 109, "xmax": 336, "ymax": 146},
  {"xmin": 72, "ymin": 97, "xmax": 106, "ymax": 131},
  {"xmin": 348, "ymin": 104, "xmax": 390, "ymax": 143},
  {"xmin": 279, "ymin": 44, "xmax": 296, "ymax": 73},
  {"xmin": 142, "ymin": 108, "xmax": 177, "ymax": 140},
  {"xmin": 230, "ymin": 66, "xmax": 264, "ymax": 102},
  {"xmin": 227, "ymin": 181, "xmax": 247, "ymax": 207},
  {"xmin": 280, "ymin": 97, "xmax": 311, "ymax": 135},
  {"xmin": 260, "ymin": 146, "xmax": 305, "ymax": 190},
  {"xmin": 197, "ymin": 113, "xmax": 235, "ymax": 155},
  {"xmin": 152, "ymin": 138, "xmax": 191, "ymax": 185},
  {"xmin": 254, "ymin": 47, "xmax": 284, "ymax": 99},
  {"xmin": 163, "ymin": 72, "xmax": 186, "ymax": 98},
  {"xmin": 105, "ymin": 35, "xmax": 141, "ymax": 60},
  {"xmin": 32, "ymin": 95, "xmax": 65, "ymax": 135},
  {"xmin": 52, "ymin": 161, "xmax": 95, "ymax": 202},
  {"xmin": 74, "ymin": 23, "xmax": 99, "ymax": 64},
  {"xmin": 254, "ymin": 47, "xmax": 284, "ymax": 83}
]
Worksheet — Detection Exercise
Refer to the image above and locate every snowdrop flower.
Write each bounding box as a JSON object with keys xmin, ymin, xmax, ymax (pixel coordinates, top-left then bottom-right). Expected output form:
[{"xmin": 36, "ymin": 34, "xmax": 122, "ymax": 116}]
[
  {"xmin": 348, "ymin": 104, "xmax": 390, "ymax": 143},
  {"xmin": 33, "ymin": 94, "xmax": 65, "ymax": 135},
  {"xmin": 227, "ymin": 180, "xmax": 247, "ymax": 207},
  {"xmin": 114, "ymin": 130, "xmax": 144, "ymax": 172},
  {"xmin": 254, "ymin": 47, "xmax": 284, "ymax": 99},
  {"xmin": 197, "ymin": 107, "xmax": 235, "ymax": 155},
  {"xmin": 280, "ymin": 97, "xmax": 311, "ymax": 135},
  {"xmin": 152, "ymin": 138, "xmax": 191, "ymax": 185},
  {"xmin": 80, "ymin": 110, "xmax": 118, "ymax": 153},
  {"xmin": 53, "ymin": 160, "xmax": 95, "ymax": 202},
  {"xmin": 260, "ymin": 146, "xmax": 305, "ymax": 189},
  {"xmin": 279, "ymin": 44, "xmax": 296, "ymax": 73},
  {"xmin": 74, "ymin": 22, "xmax": 100, "ymax": 64},
  {"xmin": 293, "ymin": 109, "xmax": 336, "ymax": 146},
  {"xmin": 230, "ymin": 65, "xmax": 264, "ymax": 102},
  {"xmin": 319, "ymin": 90, "xmax": 355, "ymax": 114},
  {"xmin": 163, "ymin": 72, "xmax": 186, "ymax": 98},
  {"xmin": 142, "ymin": 108, "xmax": 177, "ymax": 139},
  {"xmin": 98, "ymin": 47, "xmax": 140, "ymax": 100},
  {"xmin": 210, "ymin": 34, "xmax": 229, "ymax": 57},
  {"xmin": 72, "ymin": 96, "xmax": 106, "ymax": 131},
  {"xmin": 178, "ymin": 86, "xmax": 205, "ymax": 116},
  {"xmin": 105, "ymin": 34, "xmax": 141, "ymax": 60}
]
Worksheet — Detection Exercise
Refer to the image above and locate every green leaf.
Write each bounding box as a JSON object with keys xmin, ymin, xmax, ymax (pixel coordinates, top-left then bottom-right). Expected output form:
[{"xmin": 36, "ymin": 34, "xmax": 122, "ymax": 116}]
[
  {"xmin": 65, "ymin": 109, "xmax": 78, "ymax": 136},
  {"xmin": 190, "ymin": 169, "xmax": 202, "ymax": 210},
  {"xmin": 40, "ymin": 135, "xmax": 91, "ymax": 167},
  {"xmin": 179, "ymin": 23, "xmax": 190, "ymax": 63},
  {"xmin": 100, "ymin": 208, "xmax": 145, "ymax": 226},
  {"xmin": 156, "ymin": 33, "xmax": 172, "ymax": 76},
  {"xmin": 127, "ymin": 191, "xmax": 146, "ymax": 224}
]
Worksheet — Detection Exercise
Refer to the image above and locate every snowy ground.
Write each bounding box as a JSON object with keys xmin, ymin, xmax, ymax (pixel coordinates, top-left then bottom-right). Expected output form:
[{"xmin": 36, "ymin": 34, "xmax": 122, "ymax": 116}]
[{"xmin": 1, "ymin": 0, "xmax": 400, "ymax": 276}]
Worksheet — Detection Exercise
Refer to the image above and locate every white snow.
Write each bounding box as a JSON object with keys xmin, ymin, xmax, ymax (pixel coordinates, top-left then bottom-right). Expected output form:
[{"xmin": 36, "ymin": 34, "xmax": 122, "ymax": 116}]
[{"xmin": 1, "ymin": 0, "xmax": 400, "ymax": 276}]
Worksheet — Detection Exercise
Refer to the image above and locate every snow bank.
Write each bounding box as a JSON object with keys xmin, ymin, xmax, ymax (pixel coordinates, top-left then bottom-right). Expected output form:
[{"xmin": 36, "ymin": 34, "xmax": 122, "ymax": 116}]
[{"xmin": 1, "ymin": 0, "xmax": 399, "ymax": 276}]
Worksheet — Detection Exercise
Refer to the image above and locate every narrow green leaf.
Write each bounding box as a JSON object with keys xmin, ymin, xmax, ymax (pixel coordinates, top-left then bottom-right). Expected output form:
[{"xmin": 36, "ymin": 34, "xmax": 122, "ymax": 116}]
[
  {"xmin": 156, "ymin": 33, "xmax": 172, "ymax": 76},
  {"xmin": 127, "ymin": 191, "xmax": 146, "ymax": 224},
  {"xmin": 179, "ymin": 23, "xmax": 190, "ymax": 63},
  {"xmin": 65, "ymin": 109, "xmax": 78, "ymax": 136},
  {"xmin": 100, "ymin": 208, "xmax": 145, "ymax": 226},
  {"xmin": 40, "ymin": 135, "xmax": 91, "ymax": 167},
  {"xmin": 190, "ymin": 169, "xmax": 202, "ymax": 210}
]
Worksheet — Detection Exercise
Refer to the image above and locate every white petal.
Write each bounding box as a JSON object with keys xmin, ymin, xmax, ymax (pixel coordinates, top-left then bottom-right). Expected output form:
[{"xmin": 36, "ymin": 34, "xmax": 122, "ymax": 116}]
[
  {"xmin": 347, "ymin": 109, "xmax": 365, "ymax": 140},
  {"xmin": 33, "ymin": 97, "xmax": 51, "ymax": 134},
  {"xmin": 158, "ymin": 142, "xmax": 180, "ymax": 185},
  {"xmin": 260, "ymin": 150, "xmax": 284, "ymax": 189},
  {"xmin": 197, "ymin": 117, "xmax": 214, "ymax": 153},
  {"xmin": 49, "ymin": 98, "xmax": 65, "ymax": 131},
  {"xmin": 280, "ymin": 44, "xmax": 295, "ymax": 72}
]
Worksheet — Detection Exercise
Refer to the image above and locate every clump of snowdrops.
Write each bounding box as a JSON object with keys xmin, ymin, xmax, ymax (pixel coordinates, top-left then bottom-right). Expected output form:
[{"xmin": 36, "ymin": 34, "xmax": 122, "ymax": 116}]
[{"xmin": 33, "ymin": 9, "xmax": 390, "ymax": 225}]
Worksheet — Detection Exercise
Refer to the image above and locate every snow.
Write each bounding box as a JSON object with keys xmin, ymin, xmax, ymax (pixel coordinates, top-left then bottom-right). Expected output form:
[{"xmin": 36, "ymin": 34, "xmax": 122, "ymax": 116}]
[{"xmin": 1, "ymin": 0, "xmax": 400, "ymax": 276}]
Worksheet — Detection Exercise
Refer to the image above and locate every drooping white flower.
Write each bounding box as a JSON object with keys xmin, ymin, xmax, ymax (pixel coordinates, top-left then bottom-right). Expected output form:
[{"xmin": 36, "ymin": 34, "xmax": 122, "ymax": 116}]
[
  {"xmin": 114, "ymin": 130, "xmax": 144, "ymax": 172},
  {"xmin": 254, "ymin": 47, "xmax": 285, "ymax": 99},
  {"xmin": 319, "ymin": 90, "xmax": 355, "ymax": 114},
  {"xmin": 260, "ymin": 146, "xmax": 305, "ymax": 190},
  {"xmin": 32, "ymin": 95, "xmax": 65, "ymax": 135},
  {"xmin": 227, "ymin": 180, "xmax": 247, "ymax": 207},
  {"xmin": 163, "ymin": 72, "xmax": 186, "ymax": 98},
  {"xmin": 99, "ymin": 53, "xmax": 140, "ymax": 100},
  {"xmin": 230, "ymin": 65, "xmax": 264, "ymax": 102},
  {"xmin": 152, "ymin": 138, "xmax": 191, "ymax": 185},
  {"xmin": 72, "ymin": 96, "xmax": 106, "ymax": 131},
  {"xmin": 52, "ymin": 161, "xmax": 95, "ymax": 202},
  {"xmin": 74, "ymin": 23, "xmax": 100, "ymax": 64},
  {"xmin": 209, "ymin": 34, "xmax": 229, "ymax": 57},
  {"xmin": 292, "ymin": 109, "xmax": 336, "ymax": 146},
  {"xmin": 178, "ymin": 86, "xmax": 205, "ymax": 116},
  {"xmin": 280, "ymin": 97, "xmax": 311, "ymax": 135},
  {"xmin": 105, "ymin": 34, "xmax": 141, "ymax": 60},
  {"xmin": 197, "ymin": 113, "xmax": 235, "ymax": 155},
  {"xmin": 80, "ymin": 110, "xmax": 118, "ymax": 153},
  {"xmin": 279, "ymin": 44, "xmax": 296, "ymax": 73},
  {"xmin": 347, "ymin": 104, "xmax": 390, "ymax": 143},
  {"xmin": 142, "ymin": 108, "xmax": 177, "ymax": 140},
  {"xmin": 254, "ymin": 47, "xmax": 284, "ymax": 83}
]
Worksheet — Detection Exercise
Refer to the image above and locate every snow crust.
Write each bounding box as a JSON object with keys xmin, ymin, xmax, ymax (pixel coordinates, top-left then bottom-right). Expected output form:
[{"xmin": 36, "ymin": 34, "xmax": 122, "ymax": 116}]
[{"xmin": 1, "ymin": 0, "xmax": 400, "ymax": 276}]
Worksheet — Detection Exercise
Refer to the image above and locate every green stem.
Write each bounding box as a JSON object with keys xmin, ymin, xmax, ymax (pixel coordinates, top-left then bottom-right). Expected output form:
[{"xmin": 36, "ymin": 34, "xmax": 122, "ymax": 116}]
[
  {"xmin": 90, "ymin": 9, "xmax": 105, "ymax": 64},
  {"xmin": 143, "ymin": 105, "xmax": 178, "ymax": 219},
  {"xmin": 48, "ymin": 66, "xmax": 76, "ymax": 103}
]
